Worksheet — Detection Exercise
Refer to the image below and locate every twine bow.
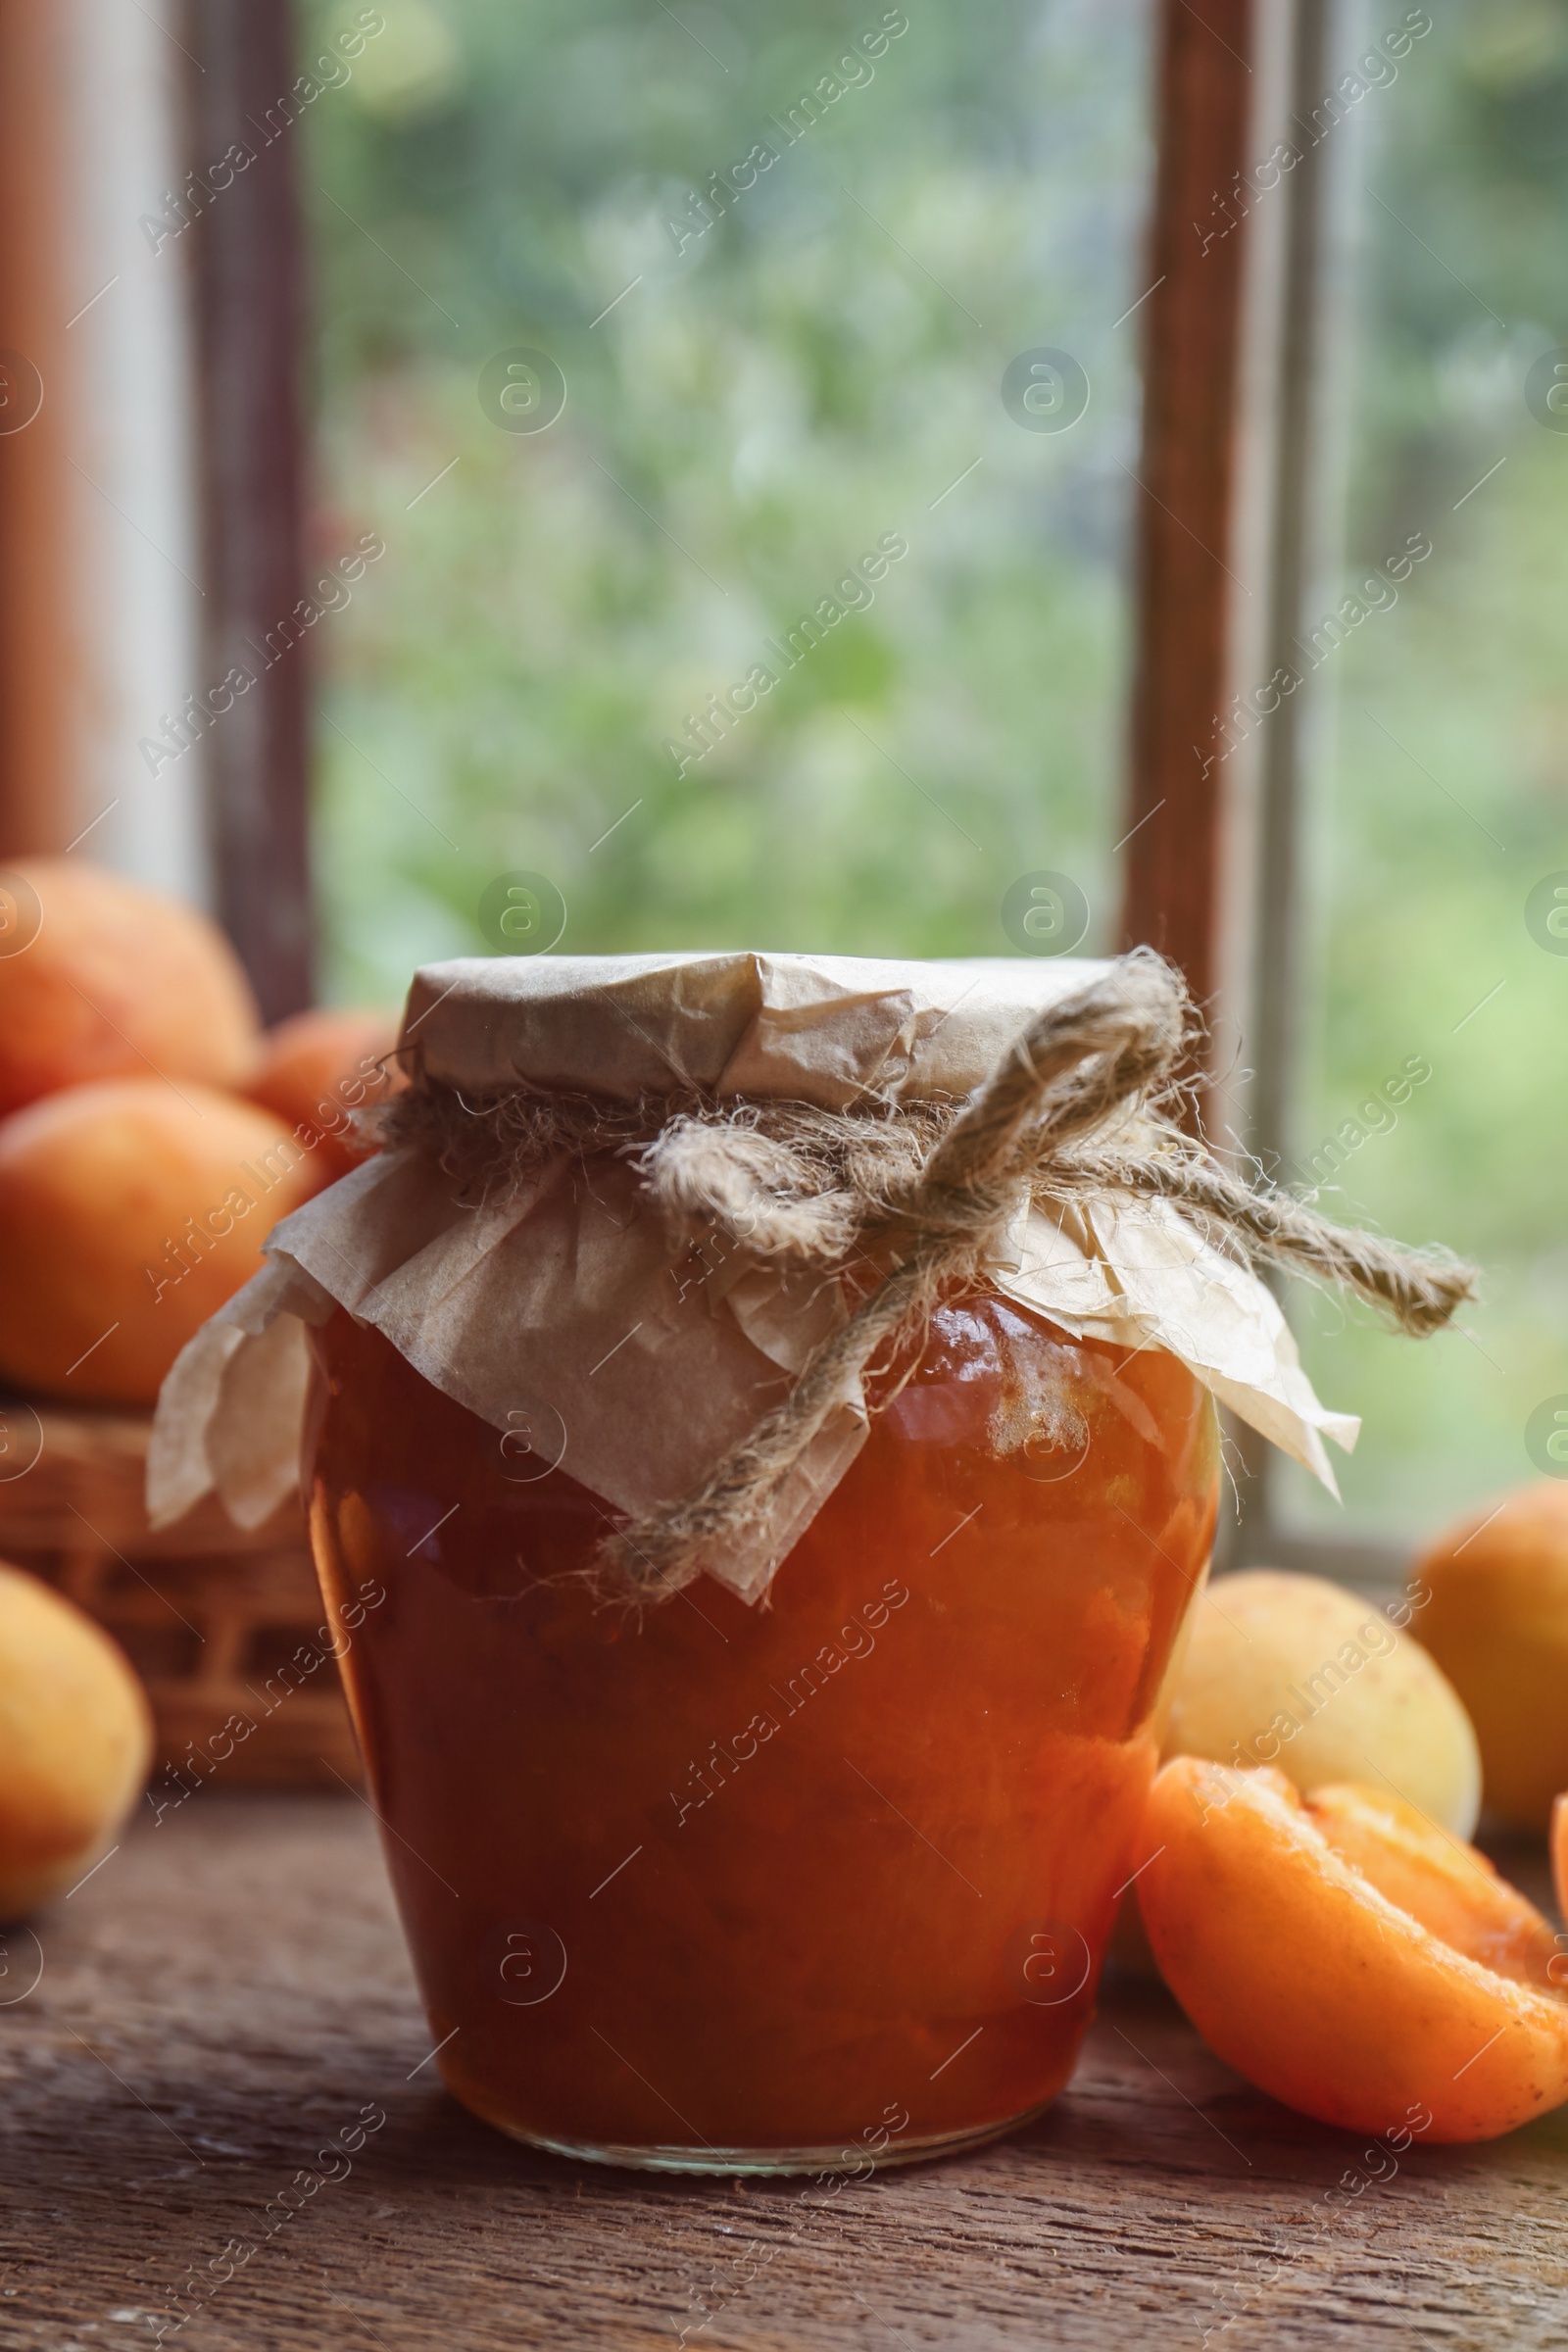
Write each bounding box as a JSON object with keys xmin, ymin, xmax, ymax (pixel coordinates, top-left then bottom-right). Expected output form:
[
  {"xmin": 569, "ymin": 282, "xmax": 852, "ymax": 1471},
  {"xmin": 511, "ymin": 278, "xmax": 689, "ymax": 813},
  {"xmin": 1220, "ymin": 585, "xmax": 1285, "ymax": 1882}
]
[{"xmin": 381, "ymin": 951, "xmax": 1475, "ymax": 1596}]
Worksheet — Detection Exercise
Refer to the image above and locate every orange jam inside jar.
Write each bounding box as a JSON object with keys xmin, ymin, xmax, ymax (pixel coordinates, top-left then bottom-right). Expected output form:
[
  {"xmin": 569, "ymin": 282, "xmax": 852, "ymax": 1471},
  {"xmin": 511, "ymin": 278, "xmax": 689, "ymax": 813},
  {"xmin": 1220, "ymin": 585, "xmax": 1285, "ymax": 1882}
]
[{"xmin": 304, "ymin": 1288, "xmax": 1218, "ymax": 2173}]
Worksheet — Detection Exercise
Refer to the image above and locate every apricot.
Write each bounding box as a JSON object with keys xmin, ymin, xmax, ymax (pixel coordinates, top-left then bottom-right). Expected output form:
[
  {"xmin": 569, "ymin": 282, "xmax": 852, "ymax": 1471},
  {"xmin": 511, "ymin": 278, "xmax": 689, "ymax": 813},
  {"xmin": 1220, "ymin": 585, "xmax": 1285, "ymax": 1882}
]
[
  {"xmin": 1163, "ymin": 1567, "xmax": 1480, "ymax": 1836},
  {"xmin": 0, "ymin": 859, "xmax": 259, "ymax": 1116},
  {"xmin": 1307, "ymin": 1782, "xmax": 1561, "ymax": 1984},
  {"xmin": 0, "ymin": 1079, "xmax": 318, "ymax": 1405},
  {"xmin": 1138, "ymin": 1757, "xmax": 1568, "ymax": 2142},
  {"xmin": 1415, "ymin": 1486, "xmax": 1568, "ymax": 1828},
  {"xmin": 244, "ymin": 1005, "xmax": 400, "ymax": 1185},
  {"xmin": 0, "ymin": 1562, "xmax": 152, "ymax": 1916}
]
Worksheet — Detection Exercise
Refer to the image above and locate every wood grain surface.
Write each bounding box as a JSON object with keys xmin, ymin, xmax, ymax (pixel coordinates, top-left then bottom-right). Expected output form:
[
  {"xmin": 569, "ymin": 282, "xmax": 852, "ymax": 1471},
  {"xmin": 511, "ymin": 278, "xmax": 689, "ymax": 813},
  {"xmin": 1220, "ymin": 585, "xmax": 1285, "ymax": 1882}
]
[
  {"xmin": 190, "ymin": 0, "xmax": 316, "ymax": 1020},
  {"xmin": 1119, "ymin": 0, "xmax": 1255, "ymax": 1015},
  {"xmin": 2, "ymin": 1793, "xmax": 1563, "ymax": 2351}
]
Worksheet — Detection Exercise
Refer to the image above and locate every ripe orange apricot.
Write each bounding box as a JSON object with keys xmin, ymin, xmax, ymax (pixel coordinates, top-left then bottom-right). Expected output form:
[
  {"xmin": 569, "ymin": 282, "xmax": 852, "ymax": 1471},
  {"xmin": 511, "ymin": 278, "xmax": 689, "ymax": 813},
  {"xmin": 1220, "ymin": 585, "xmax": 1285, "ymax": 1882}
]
[
  {"xmin": 1415, "ymin": 1485, "xmax": 1568, "ymax": 1827},
  {"xmin": 0, "ymin": 860, "xmax": 260, "ymax": 1116},
  {"xmin": 1163, "ymin": 1566, "xmax": 1480, "ymax": 1835},
  {"xmin": 0, "ymin": 1562, "xmax": 152, "ymax": 1916},
  {"xmin": 1137, "ymin": 1757, "xmax": 1568, "ymax": 2142},
  {"xmin": 244, "ymin": 1006, "xmax": 400, "ymax": 1184},
  {"xmin": 0, "ymin": 1079, "xmax": 318, "ymax": 1405}
]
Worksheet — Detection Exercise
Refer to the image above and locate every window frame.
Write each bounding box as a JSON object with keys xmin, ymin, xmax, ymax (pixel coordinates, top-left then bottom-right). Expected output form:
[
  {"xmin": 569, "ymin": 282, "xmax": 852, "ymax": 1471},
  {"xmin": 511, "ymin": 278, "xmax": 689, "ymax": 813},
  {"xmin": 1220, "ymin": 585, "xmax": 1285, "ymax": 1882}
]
[{"xmin": 0, "ymin": 0, "xmax": 1400, "ymax": 1581}]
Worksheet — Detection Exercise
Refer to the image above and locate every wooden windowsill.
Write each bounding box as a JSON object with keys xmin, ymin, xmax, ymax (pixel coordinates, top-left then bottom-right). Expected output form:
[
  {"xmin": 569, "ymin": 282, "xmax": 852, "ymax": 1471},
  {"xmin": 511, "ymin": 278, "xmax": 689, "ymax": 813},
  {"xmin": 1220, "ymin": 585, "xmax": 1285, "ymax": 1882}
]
[{"xmin": 4, "ymin": 1789, "xmax": 1560, "ymax": 2344}]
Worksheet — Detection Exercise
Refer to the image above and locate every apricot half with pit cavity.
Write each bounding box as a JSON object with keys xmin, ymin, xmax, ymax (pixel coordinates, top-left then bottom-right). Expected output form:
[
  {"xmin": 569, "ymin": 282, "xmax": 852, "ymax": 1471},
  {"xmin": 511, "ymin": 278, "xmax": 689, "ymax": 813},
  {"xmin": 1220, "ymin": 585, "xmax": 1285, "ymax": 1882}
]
[
  {"xmin": 1137, "ymin": 1758, "xmax": 1568, "ymax": 2142},
  {"xmin": 1162, "ymin": 1568, "xmax": 1480, "ymax": 1837}
]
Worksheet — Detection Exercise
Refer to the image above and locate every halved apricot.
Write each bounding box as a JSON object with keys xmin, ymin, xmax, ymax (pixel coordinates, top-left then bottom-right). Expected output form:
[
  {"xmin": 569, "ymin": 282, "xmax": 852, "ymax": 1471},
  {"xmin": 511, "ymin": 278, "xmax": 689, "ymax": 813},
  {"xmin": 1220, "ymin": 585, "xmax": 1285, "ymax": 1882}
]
[
  {"xmin": 1137, "ymin": 1757, "xmax": 1568, "ymax": 2142},
  {"xmin": 1307, "ymin": 1782, "xmax": 1562, "ymax": 1988}
]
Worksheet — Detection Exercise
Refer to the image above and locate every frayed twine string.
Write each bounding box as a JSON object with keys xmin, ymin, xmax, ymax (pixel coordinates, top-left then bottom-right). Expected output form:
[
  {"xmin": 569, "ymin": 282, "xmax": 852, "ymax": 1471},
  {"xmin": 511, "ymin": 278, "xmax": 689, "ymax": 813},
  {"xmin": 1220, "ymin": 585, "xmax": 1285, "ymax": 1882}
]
[{"xmin": 375, "ymin": 949, "xmax": 1476, "ymax": 1596}]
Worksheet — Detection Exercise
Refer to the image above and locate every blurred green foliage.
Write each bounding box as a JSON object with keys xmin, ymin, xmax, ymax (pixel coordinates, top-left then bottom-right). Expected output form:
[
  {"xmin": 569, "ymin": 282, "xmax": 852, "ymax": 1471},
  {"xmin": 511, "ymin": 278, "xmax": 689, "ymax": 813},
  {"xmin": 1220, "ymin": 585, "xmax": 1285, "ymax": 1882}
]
[
  {"xmin": 305, "ymin": 0, "xmax": 1568, "ymax": 1539},
  {"xmin": 1278, "ymin": 0, "xmax": 1568, "ymax": 1534},
  {"xmin": 303, "ymin": 0, "xmax": 1151, "ymax": 990}
]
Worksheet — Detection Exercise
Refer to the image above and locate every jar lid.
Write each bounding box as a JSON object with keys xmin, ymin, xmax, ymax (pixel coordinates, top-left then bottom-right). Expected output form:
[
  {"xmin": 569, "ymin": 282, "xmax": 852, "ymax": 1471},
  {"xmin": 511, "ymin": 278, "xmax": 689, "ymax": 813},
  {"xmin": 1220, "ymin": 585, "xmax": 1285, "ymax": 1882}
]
[
  {"xmin": 150, "ymin": 947, "xmax": 1369, "ymax": 1597},
  {"xmin": 400, "ymin": 951, "xmax": 1116, "ymax": 1109}
]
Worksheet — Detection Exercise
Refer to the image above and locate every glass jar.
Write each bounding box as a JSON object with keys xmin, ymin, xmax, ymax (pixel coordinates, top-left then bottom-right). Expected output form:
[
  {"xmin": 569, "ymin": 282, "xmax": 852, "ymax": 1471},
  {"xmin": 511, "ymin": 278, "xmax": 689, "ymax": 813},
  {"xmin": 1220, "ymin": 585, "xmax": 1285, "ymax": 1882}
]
[{"xmin": 304, "ymin": 1287, "xmax": 1219, "ymax": 2174}]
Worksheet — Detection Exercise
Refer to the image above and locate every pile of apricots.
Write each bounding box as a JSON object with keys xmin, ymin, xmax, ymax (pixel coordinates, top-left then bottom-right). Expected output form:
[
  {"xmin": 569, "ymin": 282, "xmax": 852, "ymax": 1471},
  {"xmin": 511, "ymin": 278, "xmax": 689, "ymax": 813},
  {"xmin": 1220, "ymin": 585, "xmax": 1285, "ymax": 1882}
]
[
  {"xmin": 1137, "ymin": 1524, "xmax": 1568, "ymax": 2143},
  {"xmin": 0, "ymin": 858, "xmax": 397, "ymax": 1406}
]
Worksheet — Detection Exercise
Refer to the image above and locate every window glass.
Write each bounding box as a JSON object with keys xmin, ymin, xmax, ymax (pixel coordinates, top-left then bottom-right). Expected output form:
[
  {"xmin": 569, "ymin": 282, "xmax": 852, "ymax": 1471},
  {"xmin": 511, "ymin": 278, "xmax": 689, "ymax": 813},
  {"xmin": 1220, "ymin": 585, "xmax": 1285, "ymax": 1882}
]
[
  {"xmin": 1279, "ymin": 0, "xmax": 1568, "ymax": 1537},
  {"xmin": 304, "ymin": 0, "xmax": 1154, "ymax": 993}
]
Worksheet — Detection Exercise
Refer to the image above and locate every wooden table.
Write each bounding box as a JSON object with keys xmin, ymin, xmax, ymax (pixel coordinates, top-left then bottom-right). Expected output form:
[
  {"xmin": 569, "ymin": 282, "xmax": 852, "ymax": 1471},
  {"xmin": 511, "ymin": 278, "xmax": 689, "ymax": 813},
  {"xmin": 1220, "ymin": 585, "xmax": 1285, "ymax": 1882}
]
[{"xmin": 3, "ymin": 1794, "xmax": 1564, "ymax": 2351}]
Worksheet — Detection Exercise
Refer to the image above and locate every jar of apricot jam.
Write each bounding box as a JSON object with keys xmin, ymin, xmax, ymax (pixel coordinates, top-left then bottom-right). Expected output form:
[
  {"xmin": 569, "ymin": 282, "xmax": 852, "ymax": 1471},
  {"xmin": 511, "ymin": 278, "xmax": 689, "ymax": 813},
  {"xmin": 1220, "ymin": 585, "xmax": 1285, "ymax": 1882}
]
[{"xmin": 304, "ymin": 1282, "xmax": 1219, "ymax": 2173}]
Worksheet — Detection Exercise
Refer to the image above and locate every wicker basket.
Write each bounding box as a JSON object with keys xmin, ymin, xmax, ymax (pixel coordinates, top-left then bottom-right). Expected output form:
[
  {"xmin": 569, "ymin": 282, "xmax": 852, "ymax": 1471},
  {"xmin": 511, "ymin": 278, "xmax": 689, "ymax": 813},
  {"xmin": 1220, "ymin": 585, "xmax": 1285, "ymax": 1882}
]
[{"xmin": 0, "ymin": 1397, "xmax": 361, "ymax": 1787}]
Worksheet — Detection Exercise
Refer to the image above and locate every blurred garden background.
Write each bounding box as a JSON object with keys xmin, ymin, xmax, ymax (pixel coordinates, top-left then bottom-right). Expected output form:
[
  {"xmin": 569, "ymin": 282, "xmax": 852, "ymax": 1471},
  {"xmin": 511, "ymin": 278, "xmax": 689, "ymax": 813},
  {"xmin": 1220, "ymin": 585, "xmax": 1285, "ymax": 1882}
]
[{"xmin": 303, "ymin": 0, "xmax": 1568, "ymax": 1539}]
